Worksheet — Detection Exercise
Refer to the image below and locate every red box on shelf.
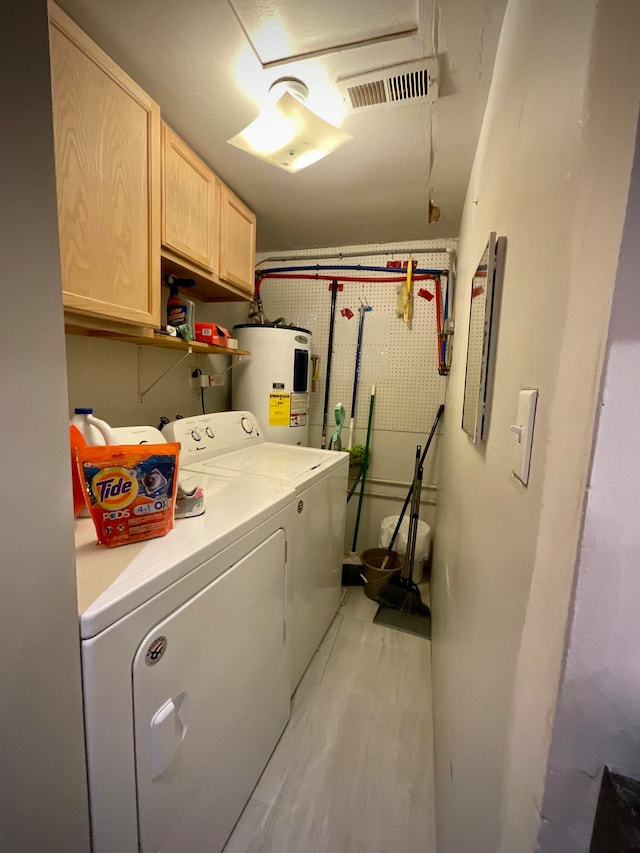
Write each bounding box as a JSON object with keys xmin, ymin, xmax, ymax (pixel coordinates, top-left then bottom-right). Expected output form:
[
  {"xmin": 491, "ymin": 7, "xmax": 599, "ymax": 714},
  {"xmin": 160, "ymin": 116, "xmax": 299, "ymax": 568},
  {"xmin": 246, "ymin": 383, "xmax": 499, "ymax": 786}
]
[{"xmin": 194, "ymin": 323, "xmax": 231, "ymax": 346}]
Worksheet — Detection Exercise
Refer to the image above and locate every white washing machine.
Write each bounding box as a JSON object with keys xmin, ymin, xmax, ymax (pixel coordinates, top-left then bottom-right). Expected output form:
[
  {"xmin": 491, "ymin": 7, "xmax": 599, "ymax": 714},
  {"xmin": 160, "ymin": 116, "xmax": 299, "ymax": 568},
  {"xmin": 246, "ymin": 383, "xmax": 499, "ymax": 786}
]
[
  {"xmin": 165, "ymin": 411, "xmax": 348, "ymax": 691},
  {"xmin": 75, "ymin": 447, "xmax": 296, "ymax": 852}
]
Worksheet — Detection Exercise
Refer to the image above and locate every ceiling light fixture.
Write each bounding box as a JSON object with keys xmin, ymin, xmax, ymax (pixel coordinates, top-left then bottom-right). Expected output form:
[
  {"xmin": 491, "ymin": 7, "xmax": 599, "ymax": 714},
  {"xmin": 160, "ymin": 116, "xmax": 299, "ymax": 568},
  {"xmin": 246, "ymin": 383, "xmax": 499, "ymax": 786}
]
[{"xmin": 227, "ymin": 77, "xmax": 352, "ymax": 174}]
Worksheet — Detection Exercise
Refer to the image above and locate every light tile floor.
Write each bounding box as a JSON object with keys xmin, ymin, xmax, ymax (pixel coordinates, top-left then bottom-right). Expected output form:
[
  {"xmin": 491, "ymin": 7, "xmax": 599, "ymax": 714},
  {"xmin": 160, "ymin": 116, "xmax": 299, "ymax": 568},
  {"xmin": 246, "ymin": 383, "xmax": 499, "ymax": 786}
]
[{"xmin": 223, "ymin": 587, "xmax": 436, "ymax": 853}]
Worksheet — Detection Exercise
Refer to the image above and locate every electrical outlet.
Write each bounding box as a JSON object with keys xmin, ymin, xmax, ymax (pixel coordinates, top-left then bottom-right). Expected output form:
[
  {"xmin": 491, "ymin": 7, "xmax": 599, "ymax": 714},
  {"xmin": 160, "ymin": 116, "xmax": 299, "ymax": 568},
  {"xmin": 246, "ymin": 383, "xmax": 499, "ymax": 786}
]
[
  {"xmin": 188, "ymin": 368, "xmax": 204, "ymax": 389},
  {"xmin": 188, "ymin": 370, "xmax": 225, "ymax": 389}
]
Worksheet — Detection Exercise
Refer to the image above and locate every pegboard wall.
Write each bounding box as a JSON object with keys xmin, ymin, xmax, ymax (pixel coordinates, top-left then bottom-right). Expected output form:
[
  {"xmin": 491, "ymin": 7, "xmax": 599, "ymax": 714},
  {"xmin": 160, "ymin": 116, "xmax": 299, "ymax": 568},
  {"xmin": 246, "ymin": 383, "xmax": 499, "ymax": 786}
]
[{"xmin": 255, "ymin": 240, "xmax": 457, "ymax": 435}]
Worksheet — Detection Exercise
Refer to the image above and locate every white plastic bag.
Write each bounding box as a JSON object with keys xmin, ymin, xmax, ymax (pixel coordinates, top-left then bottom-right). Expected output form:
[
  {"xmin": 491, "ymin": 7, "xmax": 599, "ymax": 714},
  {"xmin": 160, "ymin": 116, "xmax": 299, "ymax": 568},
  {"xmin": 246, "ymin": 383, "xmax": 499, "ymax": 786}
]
[
  {"xmin": 379, "ymin": 515, "xmax": 430, "ymax": 560},
  {"xmin": 379, "ymin": 515, "xmax": 431, "ymax": 582}
]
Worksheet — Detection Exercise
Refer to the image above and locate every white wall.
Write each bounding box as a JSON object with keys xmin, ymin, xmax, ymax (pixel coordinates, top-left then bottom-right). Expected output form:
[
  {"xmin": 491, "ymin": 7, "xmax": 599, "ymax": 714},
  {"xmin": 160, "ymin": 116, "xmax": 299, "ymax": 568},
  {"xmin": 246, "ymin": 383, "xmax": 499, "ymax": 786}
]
[
  {"xmin": 431, "ymin": 1, "xmax": 640, "ymax": 852},
  {"xmin": 0, "ymin": 2, "xmax": 90, "ymax": 849},
  {"xmin": 537, "ymin": 111, "xmax": 640, "ymax": 853},
  {"xmin": 65, "ymin": 300, "xmax": 248, "ymax": 428}
]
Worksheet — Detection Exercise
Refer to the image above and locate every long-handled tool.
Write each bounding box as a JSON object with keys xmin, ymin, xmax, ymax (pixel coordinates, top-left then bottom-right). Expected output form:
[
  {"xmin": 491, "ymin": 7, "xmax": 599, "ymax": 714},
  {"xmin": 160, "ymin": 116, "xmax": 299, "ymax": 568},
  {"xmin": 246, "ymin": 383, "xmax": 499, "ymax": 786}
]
[
  {"xmin": 351, "ymin": 384, "xmax": 376, "ymax": 553},
  {"xmin": 374, "ymin": 455, "xmax": 430, "ymax": 636},
  {"xmin": 348, "ymin": 303, "xmax": 371, "ymax": 450},
  {"xmin": 401, "ymin": 458, "xmax": 424, "ymax": 595},
  {"xmin": 380, "ymin": 458, "xmax": 428, "ymax": 614},
  {"xmin": 321, "ymin": 280, "xmax": 340, "ymax": 449},
  {"xmin": 404, "ymin": 445, "xmax": 421, "ymax": 581},
  {"xmin": 379, "ymin": 403, "xmax": 444, "ymax": 570}
]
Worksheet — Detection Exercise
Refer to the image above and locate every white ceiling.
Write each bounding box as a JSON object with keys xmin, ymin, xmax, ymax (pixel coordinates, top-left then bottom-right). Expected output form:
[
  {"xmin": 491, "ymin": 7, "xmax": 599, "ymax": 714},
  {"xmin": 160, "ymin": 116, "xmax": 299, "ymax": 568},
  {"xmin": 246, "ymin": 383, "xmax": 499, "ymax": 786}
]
[
  {"xmin": 55, "ymin": 0, "xmax": 506, "ymax": 251},
  {"xmin": 230, "ymin": 0, "xmax": 419, "ymax": 65}
]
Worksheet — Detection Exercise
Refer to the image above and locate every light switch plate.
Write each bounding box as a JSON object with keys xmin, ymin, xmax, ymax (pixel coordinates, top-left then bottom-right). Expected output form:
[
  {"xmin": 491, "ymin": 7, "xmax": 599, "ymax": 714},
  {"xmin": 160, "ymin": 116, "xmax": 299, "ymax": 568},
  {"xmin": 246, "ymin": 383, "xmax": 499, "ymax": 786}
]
[{"xmin": 510, "ymin": 389, "xmax": 538, "ymax": 485}]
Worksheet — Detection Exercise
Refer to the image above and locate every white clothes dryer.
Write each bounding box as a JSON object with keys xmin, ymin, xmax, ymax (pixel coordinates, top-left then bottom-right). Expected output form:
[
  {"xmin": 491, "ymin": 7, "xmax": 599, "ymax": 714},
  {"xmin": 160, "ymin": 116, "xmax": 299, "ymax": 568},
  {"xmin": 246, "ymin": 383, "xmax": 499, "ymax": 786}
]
[
  {"xmin": 165, "ymin": 410, "xmax": 348, "ymax": 691},
  {"xmin": 75, "ymin": 458, "xmax": 296, "ymax": 852}
]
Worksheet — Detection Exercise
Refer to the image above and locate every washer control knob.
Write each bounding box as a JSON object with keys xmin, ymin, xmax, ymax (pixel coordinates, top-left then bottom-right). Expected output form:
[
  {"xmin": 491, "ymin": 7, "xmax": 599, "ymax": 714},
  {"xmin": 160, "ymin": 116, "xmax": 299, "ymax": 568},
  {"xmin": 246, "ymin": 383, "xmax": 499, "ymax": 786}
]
[
  {"xmin": 191, "ymin": 429, "xmax": 202, "ymax": 441},
  {"xmin": 205, "ymin": 427, "xmax": 215, "ymax": 439},
  {"xmin": 240, "ymin": 417, "xmax": 253, "ymax": 434}
]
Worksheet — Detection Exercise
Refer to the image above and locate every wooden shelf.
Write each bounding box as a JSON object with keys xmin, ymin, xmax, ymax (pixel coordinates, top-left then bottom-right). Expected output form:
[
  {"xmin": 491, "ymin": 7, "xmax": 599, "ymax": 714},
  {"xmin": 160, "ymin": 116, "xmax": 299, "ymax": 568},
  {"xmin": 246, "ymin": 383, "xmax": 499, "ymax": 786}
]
[{"xmin": 71, "ymin": 328, "xmax": 250, "ymax": 356}]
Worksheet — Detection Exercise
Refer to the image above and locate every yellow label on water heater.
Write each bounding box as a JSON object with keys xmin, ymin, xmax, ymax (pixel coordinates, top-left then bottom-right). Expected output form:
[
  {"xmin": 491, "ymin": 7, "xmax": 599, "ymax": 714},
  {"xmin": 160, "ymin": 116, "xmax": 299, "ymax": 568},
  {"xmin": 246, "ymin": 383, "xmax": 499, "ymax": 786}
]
[{"xmin": 269, "ymin": 393, "xmax": 290, "ymax": 426}]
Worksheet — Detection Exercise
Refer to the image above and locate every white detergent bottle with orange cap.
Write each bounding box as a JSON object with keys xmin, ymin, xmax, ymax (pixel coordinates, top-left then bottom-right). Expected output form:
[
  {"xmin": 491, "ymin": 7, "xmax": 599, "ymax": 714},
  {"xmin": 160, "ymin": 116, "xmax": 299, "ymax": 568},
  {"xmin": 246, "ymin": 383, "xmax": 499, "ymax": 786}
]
[{"xmin": 71, "ymin": 407, "xmax": 115, "ymax": 445}]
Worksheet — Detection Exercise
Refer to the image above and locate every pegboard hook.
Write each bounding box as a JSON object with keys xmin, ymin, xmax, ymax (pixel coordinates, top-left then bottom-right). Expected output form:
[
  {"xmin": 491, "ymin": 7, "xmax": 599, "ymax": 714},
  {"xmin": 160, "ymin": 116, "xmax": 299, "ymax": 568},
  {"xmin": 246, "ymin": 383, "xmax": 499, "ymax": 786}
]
[{"xmin": 360, "ymin": 286, "xmax": 371, "ymax": 309}]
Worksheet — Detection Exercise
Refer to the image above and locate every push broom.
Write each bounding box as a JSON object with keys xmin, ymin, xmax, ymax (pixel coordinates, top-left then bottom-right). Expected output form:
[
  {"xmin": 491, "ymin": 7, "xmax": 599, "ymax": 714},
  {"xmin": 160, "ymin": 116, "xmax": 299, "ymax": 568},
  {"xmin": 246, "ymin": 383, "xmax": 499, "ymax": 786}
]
[
  {"xmin": 373, "ymin": 405, "xmax": 444, "ymax": 636},
  {"xmin": 378, "ymin": 403, "xmax": 444, "ymax": 572}
]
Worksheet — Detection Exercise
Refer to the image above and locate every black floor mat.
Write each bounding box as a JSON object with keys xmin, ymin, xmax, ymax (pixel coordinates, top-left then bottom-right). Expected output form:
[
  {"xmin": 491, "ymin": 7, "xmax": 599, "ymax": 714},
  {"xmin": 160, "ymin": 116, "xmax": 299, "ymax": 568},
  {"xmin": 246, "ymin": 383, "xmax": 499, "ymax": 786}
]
[{"xmin": 373, "ymin": 604, "xmax": 431, "ymax": 640}]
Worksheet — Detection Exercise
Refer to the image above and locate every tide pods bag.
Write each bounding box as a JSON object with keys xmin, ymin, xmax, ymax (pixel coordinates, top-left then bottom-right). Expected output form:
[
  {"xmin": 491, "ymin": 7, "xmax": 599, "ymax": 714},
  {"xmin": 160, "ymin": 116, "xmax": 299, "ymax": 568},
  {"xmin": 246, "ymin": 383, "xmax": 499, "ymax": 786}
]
[{"xmin": 77, "ymin": 443, "xmax": 180, "ymax": 547}]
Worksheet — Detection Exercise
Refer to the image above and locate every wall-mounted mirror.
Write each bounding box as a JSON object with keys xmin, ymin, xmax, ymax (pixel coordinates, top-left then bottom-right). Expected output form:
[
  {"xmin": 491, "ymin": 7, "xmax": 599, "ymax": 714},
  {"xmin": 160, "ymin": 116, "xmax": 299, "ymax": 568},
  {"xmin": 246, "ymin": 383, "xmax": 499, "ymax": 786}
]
[{"xmin": 462, "ymin": 233, "xmax": 506, "ymax": 443}]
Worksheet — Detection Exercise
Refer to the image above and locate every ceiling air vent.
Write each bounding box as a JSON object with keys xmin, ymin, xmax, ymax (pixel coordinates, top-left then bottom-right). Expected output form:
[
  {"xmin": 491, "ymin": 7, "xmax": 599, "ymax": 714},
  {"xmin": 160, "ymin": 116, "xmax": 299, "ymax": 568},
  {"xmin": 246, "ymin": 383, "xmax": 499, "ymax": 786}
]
[
  {"xmin": 338, "ymin": 57, "xmax": 438, "ymax": 114},
  {"xmin": 348, "ymin": 80, "xmax": 387, "ymax": 109}
]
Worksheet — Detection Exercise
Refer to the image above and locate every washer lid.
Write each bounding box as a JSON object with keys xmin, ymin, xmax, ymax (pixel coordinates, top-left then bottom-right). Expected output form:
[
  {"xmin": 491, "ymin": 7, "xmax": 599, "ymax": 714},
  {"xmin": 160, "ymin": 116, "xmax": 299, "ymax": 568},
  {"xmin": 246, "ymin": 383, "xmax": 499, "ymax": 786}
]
[
  {"xmin": 109, "ymin": 425, "xmax": 166, "ymax": 444},
  {"xmin": 184, "ymin": 443, "xmax": 344, "ymax": 483},
  {"xmin": 75, "ymin": 469, "xmax": 294, "ymax": 639}
]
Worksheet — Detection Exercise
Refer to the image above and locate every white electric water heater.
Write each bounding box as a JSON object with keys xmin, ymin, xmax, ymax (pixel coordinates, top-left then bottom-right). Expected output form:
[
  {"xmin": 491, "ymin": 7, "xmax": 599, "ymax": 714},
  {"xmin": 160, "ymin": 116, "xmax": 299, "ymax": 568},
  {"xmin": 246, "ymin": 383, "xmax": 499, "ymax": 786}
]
[{"xmin": 232, "ymin": 324, "xmax": 312, "ymax": 446}]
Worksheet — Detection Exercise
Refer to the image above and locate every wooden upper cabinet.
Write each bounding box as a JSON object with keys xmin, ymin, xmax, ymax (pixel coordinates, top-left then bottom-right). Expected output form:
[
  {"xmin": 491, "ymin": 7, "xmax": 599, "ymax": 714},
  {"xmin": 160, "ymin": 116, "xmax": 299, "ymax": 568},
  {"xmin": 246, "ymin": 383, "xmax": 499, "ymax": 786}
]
[
  {"xmin": 161, "ymin": 122, "xmax": 219, "ymax": 274},
  {"xmin": 48, "ymin": 2, "xmax": 160, "ymax": 328},
  {"xmin": 219, "ymin": 184, "xmax": 256, "ymax": 296}
]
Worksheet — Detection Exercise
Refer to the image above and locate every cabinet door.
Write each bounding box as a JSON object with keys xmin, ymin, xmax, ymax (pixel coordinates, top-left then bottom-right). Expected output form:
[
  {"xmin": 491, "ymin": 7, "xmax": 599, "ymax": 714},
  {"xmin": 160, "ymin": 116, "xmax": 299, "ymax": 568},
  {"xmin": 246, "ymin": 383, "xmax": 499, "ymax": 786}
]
[
  {"xmin": 219, "ymin": 184, "xmax": 256, "ymax": 296},
  {"xmin": 161, "ymin": 123, "xmax": 219, "ymax": 274},
  {"xmin": 49, "ymin": 3, "xmax": 160, "ymax": 328}
]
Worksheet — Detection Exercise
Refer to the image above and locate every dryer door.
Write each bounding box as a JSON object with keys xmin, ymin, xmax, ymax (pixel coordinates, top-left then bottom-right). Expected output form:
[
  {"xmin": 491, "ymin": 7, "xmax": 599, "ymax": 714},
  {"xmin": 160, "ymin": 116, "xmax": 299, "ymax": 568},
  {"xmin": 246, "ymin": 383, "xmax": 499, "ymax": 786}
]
[{"xmin": 132, "ymin": 529, "xmax": 289, "ymax": 853}]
